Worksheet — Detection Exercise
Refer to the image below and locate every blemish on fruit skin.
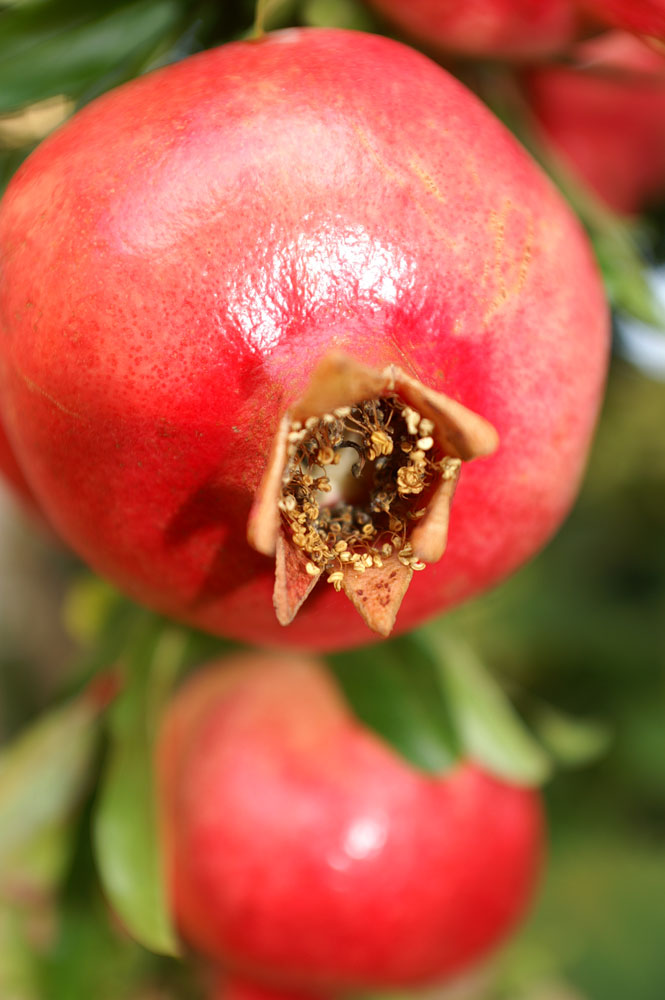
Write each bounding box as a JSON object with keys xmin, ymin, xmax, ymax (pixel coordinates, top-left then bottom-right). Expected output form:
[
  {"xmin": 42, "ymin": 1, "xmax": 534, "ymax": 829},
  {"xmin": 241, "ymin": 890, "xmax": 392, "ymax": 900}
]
[
  {"xmin": 483, "ymin": 198, "xmax": 535, "ymax": 323},
  {"xmin": 351, "ymin": 124, "xmax": 401, "ymax": 186},
  {"xmin": 408, "ymin": 159, "xmax": 446, "ymax": 204},
  {"xmin": 16, "ymin": 367, "xmax": 84, "ymax": 421}
]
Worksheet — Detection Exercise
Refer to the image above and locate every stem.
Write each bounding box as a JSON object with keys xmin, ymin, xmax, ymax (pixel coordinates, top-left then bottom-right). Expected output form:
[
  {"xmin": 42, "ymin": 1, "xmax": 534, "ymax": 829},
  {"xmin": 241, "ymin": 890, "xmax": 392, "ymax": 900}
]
[{"xmin": 252, "ymin": 0, "xmax": 269, "ymax": 39}]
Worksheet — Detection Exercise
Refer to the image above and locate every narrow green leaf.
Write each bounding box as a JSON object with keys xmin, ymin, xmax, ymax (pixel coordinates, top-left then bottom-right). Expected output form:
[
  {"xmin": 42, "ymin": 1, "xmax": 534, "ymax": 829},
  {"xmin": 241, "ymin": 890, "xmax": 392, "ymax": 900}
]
[
  {"xmin": 0, "ymin": 694, "xmax": 100, "ymax": 869},
  {"xmin": 420, "ymin": 629, "xmax": 551, "ymax": 786},
  {"xmin": 93, "ymin": 618, "xmax": 186, "ymax": 956},
  {"xmin": 327, "ymin": 635, "xmax": 460, "ymax": 774},
  {"xmin": 532, "ymin": 705, "xmax": 611, "ymax": 769},
  {"xmin": 0, "ymin": 0, "xmax": 183, "ymax": 114}
]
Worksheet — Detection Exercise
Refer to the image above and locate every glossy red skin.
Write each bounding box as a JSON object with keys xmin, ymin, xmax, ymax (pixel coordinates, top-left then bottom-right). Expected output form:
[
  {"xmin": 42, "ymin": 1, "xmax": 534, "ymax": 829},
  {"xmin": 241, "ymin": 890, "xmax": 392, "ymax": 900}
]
[
  {"xmin": 0, "ymin": 29, "xmax": 608, "ymax": 650},
  {"xmin": 366, "ymin": 0, "xmax": 581, "ymax": 59},
  {"xmin": 526, "ymin": 33, "xmax": 665, "ymax": 215},
  {"xmin": 582, "ymin": 0, "xmax": 665, "ymax": 38},
  {"xmin": 158, "ymin": 655, "xmax": 543, "ymax": 991}
]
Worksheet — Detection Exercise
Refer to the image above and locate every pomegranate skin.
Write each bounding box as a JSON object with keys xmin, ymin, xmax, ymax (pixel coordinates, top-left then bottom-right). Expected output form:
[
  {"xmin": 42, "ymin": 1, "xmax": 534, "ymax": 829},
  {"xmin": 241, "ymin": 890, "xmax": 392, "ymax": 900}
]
[
  {"xmin": 526, "ymin": 32, "xmax": 665, "ymax": 214},
  {"xmin": 157, "ymin": 655, "xmax": 544, "ymax": 991},
  {"xmin": 582, "ymin": 0, "xmax": 665, "ymax": 38},
  {"xmin": 366, "ymin": 0, "xmax": 581, "ymax": 59},
  {"xmin": 0, "ymin": 29, "xmax": 608, "ymax": 649}
]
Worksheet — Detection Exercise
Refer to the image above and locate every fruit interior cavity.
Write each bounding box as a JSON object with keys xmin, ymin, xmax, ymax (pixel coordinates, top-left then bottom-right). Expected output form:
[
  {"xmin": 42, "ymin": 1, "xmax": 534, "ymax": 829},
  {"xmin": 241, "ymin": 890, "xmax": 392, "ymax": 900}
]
[{"xmin": 280, "ymin": 395, "xmax": 461, "ymax": 591}]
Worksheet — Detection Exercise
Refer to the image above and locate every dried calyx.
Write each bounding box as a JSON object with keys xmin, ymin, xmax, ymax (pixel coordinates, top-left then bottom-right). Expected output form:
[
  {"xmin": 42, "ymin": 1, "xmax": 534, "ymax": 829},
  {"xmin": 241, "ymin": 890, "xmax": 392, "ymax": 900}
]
[{"xmin": 248, "ymin": 354, "xmax": 498, "ymax": 637}]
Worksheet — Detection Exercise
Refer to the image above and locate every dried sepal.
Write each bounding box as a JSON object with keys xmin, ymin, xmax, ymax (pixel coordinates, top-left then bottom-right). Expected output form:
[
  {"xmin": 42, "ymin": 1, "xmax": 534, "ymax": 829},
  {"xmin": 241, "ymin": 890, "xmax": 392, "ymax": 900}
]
[
  {"xmin": 273, "ymin": 531, "xmax": 322, "ymax": 626},
  {"xmin": 247, "ymin": 353, "xmax": 498, "ymax": 636},
  {"xmin": 341, "ymin": 553, "xmax": 413, "ymax": 638}
]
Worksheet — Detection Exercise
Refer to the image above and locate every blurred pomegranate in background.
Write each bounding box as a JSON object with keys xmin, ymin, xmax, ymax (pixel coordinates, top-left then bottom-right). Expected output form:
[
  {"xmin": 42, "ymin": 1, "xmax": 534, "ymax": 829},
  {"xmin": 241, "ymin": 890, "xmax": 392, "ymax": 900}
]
[
  {"xmin": 0, "ymin": 29, "xmax": 609, "ymax": 650},
  {"xmin": 365, "ymin": 0, "xmax": 582, "ymax": 59},
  {"xmin": 525, "ymin": 32, "xmax": 665, "ymax": 215},
  {"xmin": 157, "ymin": 654, "xmax": 544, "ymax": 992},
  {"xmin": 581, "ymin": 0, "xmax": 665, "ymax": 38}
]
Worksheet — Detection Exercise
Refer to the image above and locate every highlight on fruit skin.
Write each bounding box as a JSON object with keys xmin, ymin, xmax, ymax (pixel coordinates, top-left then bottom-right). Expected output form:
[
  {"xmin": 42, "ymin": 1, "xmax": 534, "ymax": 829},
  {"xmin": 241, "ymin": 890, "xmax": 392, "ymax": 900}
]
[
  {"xmin": 156, "ymin": 653, "xmax": 544, "ymax": 993},
  {"xmin": 365, "ymin": 0, "xmax": 583, "ymax": 59},
  {"xmin": 0, "ymin": 28, "xmax": 609, "ymax": 650}
]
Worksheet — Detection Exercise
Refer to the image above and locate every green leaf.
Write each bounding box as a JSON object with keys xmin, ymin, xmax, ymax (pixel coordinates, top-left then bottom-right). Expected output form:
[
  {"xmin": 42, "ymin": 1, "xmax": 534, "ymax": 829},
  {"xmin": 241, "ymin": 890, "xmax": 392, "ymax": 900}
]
[
  {"xmin": 302, "ymin": 0, "xmax": 378, "ymax": 30},
  {"xmin": 0, "ymin": 693, "xmax": 102, "ymax": 869},
  {"xmin": 63, "ymin": 576, "xmax": 125, "ymax": 646},
  {"xmin": 592, "ymin": 225, "xmax": 665, "ymax": 330},
  {"xmin": 420, "ymin": 629, "xmax": 552, "ymax": 786},
  {"xmin": 0, "ymin": 0, "xmax": 184, "ymax": 115},
  {"xmin": 93, "ymin": 617, "xmax": 186, "ymax": 956},
  {"xmin": 327, "ymin": 634, "xmax": 460, "ymax": 774},
  {"xmin": 532, "ymin": 705, "xmax": 611, "ymax": 770}
]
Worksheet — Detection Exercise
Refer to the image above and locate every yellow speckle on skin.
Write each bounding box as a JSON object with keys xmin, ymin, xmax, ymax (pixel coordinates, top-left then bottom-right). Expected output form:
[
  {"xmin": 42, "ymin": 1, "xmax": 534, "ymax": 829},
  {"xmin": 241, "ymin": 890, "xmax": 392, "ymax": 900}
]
[
  {"xmin": 483, "ymin": 198, "xmax": 534, "ymax": 323},
  {"xmin": 17, "ymin": 368, "xmax": 84, "ymax": 421},
  {"xmin": 408, "ymin": 158, "xmax": 446, "ymax": 204}
]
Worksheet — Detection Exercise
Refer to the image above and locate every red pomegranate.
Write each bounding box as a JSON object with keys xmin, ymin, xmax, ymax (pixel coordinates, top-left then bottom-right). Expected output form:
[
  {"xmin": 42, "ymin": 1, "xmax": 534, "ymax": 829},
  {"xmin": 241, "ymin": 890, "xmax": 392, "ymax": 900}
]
[
  {"xmin": 0, "ymin": 29, "xmax": 608, "ymax": 650},
  {"xmin": 365, "ymin": 0, "xmax": 582, "ymax": 59},
  {"xmin": 157, "ymin": 654, "xmax": 544, "ymax": 991},
  {"xmin": 525, "ymin": 32, "xmax": 665, "ymax": 215},
  {"xmin": 581, "ymin": 0, "xmax": 665, "ymax": 38}
]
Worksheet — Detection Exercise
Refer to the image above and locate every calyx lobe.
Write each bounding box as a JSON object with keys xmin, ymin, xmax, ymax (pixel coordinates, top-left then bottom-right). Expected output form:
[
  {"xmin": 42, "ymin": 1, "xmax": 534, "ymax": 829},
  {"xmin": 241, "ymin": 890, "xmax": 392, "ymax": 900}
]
[{"xmin": 247, "ymin": 354, "xmax": 498, "ymax": 637}]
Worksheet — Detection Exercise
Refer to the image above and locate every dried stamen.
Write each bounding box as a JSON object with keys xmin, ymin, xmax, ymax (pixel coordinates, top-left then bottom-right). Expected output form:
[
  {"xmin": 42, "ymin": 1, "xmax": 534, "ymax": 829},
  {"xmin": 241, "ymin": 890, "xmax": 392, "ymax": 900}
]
[{"xmin": 279, "ymin": 394, "xmax": 445, "ymax": 587}]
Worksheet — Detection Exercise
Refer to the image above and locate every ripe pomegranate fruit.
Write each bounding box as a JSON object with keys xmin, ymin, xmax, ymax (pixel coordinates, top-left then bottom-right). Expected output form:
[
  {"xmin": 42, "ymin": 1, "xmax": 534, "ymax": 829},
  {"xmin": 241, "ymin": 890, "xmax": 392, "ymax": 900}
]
[
  {"xmin": 157, "ymin": 653, "xmax": 543, "ymax": 991},
  {"xmin": 365, "ymin": 0, "xmax": 582, "ymax": 59},
  {"xmin": 581, "ymin": 0, "xmax": 665, "ymax": 39},
  {"xmin": 0, "ymin": 28, "xmax": 608, "ymax": 649},
  {"xmin": 525, "ymin": 32, "xmax": 665, "ymax": 215}
]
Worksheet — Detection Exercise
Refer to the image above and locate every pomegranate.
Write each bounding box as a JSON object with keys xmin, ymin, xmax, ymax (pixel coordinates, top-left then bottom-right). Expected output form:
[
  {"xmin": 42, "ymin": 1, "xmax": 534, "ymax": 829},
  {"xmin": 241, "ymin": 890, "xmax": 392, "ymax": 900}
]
[
  {"xmin": 581, "ymin": 0, "xmax": 665, "ymax": 38},
  {"xmin": 157, "ymin": 653, "xmax": 543, "ymax": 991},
  {"xmin": 365, "ymin": 0, "xmax": 582, "ymax": 59},
  {"xmin": 0, "ymin": 29, "xmax": 608, "ymax": 649},
  {"xmin": 525, "ymin": 32, "xmax": 665, "ymax": 214}
]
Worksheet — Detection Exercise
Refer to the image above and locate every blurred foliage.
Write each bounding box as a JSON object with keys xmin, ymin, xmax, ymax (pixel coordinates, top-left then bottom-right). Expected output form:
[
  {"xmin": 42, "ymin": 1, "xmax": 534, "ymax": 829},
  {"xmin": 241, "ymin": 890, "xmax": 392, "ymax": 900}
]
[{"xmin": 0, "ymin": 0, "xmax": 664, "ymax": 997}]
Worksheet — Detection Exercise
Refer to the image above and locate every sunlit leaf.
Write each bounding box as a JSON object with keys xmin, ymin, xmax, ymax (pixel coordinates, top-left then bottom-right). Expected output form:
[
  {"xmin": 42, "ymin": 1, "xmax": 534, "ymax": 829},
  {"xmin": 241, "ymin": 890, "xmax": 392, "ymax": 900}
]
[
  {"xmin": 420, "ymin": 629, "xmax": 552, "ymax": 786},
  {"xmin": 0, "ymin": 692, "xmax": 101, "ymax": 869},
  {"xmin": 327, "ymin": 635, "xmax": 460, "ymax": 774},
  {"xmin": 93, "ymin": 618, "xmax": 187, "ymax": 956},
  {"xmin": 532, "ymin": 705, "xmax": 611, "ymax": 769}
]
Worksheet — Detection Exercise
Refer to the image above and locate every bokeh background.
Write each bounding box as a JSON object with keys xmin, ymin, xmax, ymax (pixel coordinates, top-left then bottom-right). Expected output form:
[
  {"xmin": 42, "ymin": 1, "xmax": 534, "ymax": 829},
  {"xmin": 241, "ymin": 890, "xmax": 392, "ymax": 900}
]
[{"xmin": 1, "ymin": 1, "xmax": 664, "ymax": 998}]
